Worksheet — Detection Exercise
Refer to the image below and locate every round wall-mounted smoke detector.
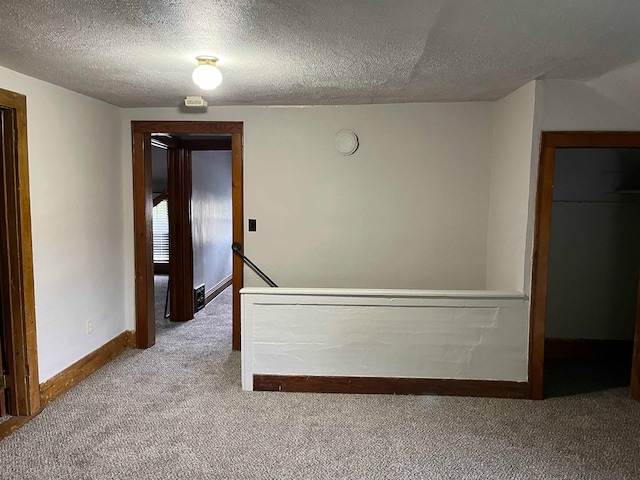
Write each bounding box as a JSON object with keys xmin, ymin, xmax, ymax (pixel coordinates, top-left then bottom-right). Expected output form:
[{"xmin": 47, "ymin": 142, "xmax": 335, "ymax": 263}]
[{"xmin": 334, "ymin": 130, "xmax": 359, "ymax": 155}]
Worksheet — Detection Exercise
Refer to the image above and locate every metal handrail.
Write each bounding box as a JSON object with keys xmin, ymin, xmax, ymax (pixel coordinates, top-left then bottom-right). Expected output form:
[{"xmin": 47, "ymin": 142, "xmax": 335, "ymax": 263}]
[{"xmin": 231, "ymin": 242, "xmax": 278, "ymax": 287}]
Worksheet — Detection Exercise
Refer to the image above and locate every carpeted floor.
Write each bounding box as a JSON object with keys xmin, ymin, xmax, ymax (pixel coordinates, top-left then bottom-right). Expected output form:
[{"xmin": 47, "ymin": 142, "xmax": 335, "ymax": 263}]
[{"xmin": 0, "ymin": 276, "xmax": 639, "ymax": 479}]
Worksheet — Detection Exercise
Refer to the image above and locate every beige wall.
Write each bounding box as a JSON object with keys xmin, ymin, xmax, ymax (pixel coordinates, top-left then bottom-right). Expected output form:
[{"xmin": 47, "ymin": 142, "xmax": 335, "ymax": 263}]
[
  {"xmin": 539, "ymin": 79, "xmax": 640, "ymax": 132},
  {"xmin": 0, "ymin": 66, "xmax": 125, "ymax": 382},
  {"xmin": 486, "ymin": 82, "xmax": 537, "ymax": 291},
  {"xmin": 191, "ymin": 150, "xmax": 233, "ymax": 293},
  {"xmin": 122, "ymin": 103, "xmax": 495, "ymax": 328}
]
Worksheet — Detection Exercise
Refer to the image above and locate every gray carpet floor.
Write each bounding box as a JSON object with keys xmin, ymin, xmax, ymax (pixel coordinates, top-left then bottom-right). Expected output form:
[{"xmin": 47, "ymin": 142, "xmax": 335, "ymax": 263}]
[{"xmin": 0, "ymin": 276, "xmax": 639, "ymax": 479}]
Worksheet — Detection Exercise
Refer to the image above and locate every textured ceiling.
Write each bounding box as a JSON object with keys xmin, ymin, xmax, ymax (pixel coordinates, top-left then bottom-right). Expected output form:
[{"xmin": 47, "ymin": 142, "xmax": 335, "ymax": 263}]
[{"xmin": 1, "ymin": 0, "xmax": 640, "ymax": 107}]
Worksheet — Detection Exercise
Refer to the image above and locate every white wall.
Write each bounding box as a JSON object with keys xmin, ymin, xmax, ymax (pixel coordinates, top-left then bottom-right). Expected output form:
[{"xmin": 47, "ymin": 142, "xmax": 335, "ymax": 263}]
[
  {"xmin": 122, "ymin": 103, "xmax": 494, "ymax": 329},
  {"xmin": 0, "ymin": 66, "xmax": 125, "ymax": 382},
  {"xmin": 191, "ymin": 150, "xmax": 233, "ymax": 293},
  {"xmin": 539, "ymin": 80, "xmax": 640, "ymax": 132},
  {"xmin": 545, "ymin": 148, "xmax": 640, "ymax": 340},
  {"xmin": 520, "ymin": 79, "xmax": 640, "ymax": 297},
  {"xmin": 241, "ymin": 288, "xmax": 529, "ymax": 390},
  {"xmin": 486, "ymin": 82, "xmax": 536, "ymax": 291}
]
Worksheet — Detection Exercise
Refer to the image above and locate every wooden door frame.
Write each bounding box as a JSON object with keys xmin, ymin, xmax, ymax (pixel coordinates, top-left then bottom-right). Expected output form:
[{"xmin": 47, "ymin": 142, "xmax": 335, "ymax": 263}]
[
  {"xmin": 0, "ymin": 311, "xmax": 5, "ymax": 416},
  {"xmin": 529, "ymin": 131, "xmax": 640, "ymax": 400},
  {"xmin": 0, "ymin": 88, "xmax": 40, "ymax": 416},
  {"xmin": 167, "ymin": 146, "xmax": 194, "ymax": 322},
  {"xmin": 132, "ymin": 121, "xmax": 243, "ymax": 350}
]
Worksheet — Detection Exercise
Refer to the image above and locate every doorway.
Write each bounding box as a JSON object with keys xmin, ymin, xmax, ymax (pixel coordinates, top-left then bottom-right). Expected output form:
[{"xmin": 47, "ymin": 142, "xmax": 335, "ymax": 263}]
[
  {"xmin": 0, "ymin": 88, "xmax": 40, "ymax": 417},
  {"xmin": 530, "ymin": 132, "xmax": 640, "ymax": 401},
  {"xmin": 132, "ymin": 121, "xmax": 243, "ymax": 350},
  {"xmin": 150, "ymin": 134, "xmax": 233, "ymax": 330},
  {"xmin": 1, "ymin": 299, "xmax": 6, "ymax": 418}
]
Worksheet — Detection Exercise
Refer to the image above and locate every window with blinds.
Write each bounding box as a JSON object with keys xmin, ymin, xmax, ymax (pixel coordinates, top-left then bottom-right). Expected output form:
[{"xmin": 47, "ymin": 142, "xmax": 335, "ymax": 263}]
[{"xmin": 153, "ymin": 199, "xmax": 169, "ymax": 263}]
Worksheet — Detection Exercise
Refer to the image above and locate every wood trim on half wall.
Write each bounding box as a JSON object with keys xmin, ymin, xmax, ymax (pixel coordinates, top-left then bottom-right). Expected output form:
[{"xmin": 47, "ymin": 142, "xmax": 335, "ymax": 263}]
[
  {"xmin": 253, "ymin": 375, "xmax": 530, "ymax": 399},
  {"xmin": 132, "ymin": 121, "xmax": 243, "ymax": 350},
  {"xmin": 529, "ymin": 131, "xmax": 640, "ymax": 401}
]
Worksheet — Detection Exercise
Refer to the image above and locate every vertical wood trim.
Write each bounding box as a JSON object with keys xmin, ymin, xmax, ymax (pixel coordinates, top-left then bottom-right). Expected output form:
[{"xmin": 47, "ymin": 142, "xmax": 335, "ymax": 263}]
[
  {"xmin": 184, "ymin": 150, "xmax": 194, "ymax": 319},
  {"xmin": 528, "ymin": 143, "xmax": 556, "ymax": 400},
  {"xmin": 132, "ymin": 131, "xmax": 155, "ymax": 348},
  {"xmin": 0, "ymin": 109, "xmax": 16, "ymax": 415},
  {"xmin": 631, "ymin": 269, "xmax": 640, "ymax": 400},
  {"xmin": 0, "ymin": 342, "xmax": 4, "ymax": 416},
  {"xmin": 167, "ymin": 147, "xmax": 179, "ymax": 321},
  {"xmin": 168, "ymin": 148, "xmax": 194, "ymax": 321},
  {"xmin": 0, "ymin": 110, "xmax": 11, "ymax": 417},
  {"xmin": 0, "ymin": 89, "xmax": 40, "ymax": 415},
  {"xmin": 14, "ymin": 98, "xmax": 40, "ymax": 414},
  {"xmin": 232, "ymin": 132, "xmax": 243, "ymax": 351}
]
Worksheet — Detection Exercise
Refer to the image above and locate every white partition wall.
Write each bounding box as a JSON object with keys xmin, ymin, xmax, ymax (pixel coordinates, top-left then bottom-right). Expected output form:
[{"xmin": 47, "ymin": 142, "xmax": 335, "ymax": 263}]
[{"xmin": 242, "ymin": 288, "xmax": 529, "ymax": 397}]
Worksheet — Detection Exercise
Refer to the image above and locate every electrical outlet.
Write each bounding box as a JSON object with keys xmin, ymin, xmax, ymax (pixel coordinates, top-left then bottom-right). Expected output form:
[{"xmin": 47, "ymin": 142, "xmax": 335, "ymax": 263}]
[{"xmin": 87, "ymin": 320, "xmax": 92, "ymax": 335}]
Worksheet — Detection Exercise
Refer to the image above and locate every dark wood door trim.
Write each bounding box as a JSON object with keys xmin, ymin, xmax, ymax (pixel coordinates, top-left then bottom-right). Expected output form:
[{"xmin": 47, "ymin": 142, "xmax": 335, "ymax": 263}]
[
  {"xmin": 528, "ymin": 144, "xmax": 555, "ymax": 399},
  {"xmin": 134, "ymin": 121, "xmax": 242, "ymax": 135},
  {"xmin": 632, "ymin": 268, "xmax": 640, "ymax": 400},
  {"xmin": 529, "ymin": 131, "xmax": 640, "ymax": 401},
  {"xmin": 231, "ymin": 132, "xmax": 244, "ymax": 350},
  {"xmin": 168, "ymin": 147, "xmax": 194, "ymax": 322},
  {"xmin": 132, "ymin": 121, "xmax": 243, "ymax": 350},
  {"xmin": 132, "ymin": 130, "xmax": 155, "ymax": 348},
  {"xmin": 0, "ymin": 288, "xmax": 5, "ymax": 416},
  {"xmin": 0, "ymin": 88, "xmax": 40, "ymax": 416}
]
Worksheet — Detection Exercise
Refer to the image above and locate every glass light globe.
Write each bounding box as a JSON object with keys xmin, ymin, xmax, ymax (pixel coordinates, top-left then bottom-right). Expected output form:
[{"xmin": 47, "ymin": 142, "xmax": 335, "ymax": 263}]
[{"xmin": 192, "ymin": 62, "xmax": 222, "ymax": 90}]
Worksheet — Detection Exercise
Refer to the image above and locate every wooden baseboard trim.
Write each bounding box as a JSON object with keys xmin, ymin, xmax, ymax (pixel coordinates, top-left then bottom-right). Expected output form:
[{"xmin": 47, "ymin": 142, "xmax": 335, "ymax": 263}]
[
  {"xmin": 205, "ymin": 275, "xmax": 233, "ymax": 305},
  {"xmin": 545, "ymin": 338, "xmax": 634, "ymax": 361},
  {"xmin": 40, "ymin": 330, "xmax": 134, "ymax": 407},
  {"xmin": 125, "ymin": 330, "xmax": 137, "ymax": 349},
  {"xmin": 0, "ymin": 415, "xmax": 35, "ymax": 442},
  {"xmin": 253, "ymin": 375, "xmax": 530, "ymax": 399}
]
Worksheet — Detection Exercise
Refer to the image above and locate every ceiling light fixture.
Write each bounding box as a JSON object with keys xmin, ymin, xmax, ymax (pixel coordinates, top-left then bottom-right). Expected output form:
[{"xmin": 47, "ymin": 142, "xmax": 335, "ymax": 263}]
[{"xmin": 192, "ymin": 56, "xmax": 222, "ymax": 90}]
